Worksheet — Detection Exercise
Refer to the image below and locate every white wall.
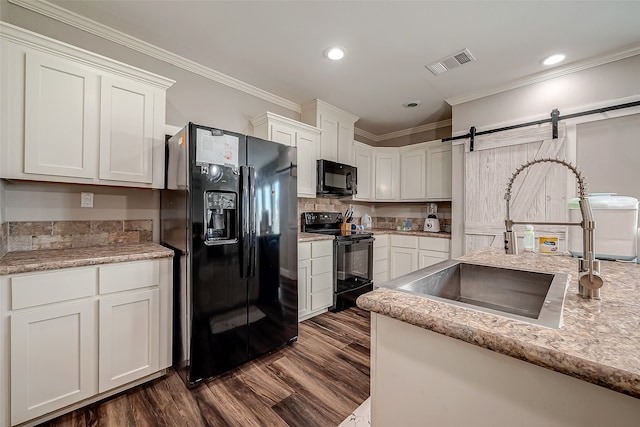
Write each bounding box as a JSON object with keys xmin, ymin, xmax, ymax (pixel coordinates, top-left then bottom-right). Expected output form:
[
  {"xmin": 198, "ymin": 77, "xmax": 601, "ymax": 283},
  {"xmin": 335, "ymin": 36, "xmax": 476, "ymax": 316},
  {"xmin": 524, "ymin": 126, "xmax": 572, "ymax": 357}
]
[
  {"xmin": 450, "ymin": 55, "xmax": 640, "ymax": 257},
  {"xmin": 576, "ymin": 113, "xmax": 640, "ymax": 202}
]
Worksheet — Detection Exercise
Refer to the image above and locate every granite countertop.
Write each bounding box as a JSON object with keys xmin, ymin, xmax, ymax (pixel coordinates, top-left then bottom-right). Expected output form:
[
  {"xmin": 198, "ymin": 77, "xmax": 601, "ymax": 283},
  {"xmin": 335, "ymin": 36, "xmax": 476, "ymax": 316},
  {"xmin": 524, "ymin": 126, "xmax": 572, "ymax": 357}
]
[
  {"xmin": 357, "ymin": 247, "xmax": 640, "ymax": 398},
  {"xmin": 298, "ymin": 232, "xmax": 335, "ymax": 242},
  {"xmin": 369, "ymin": 229, "xmax": 451, "ymax": 239},
  {"xmin": 298, "ymin": 230, "xmax": 451, "ymax": 242},
  {"xmin": 0, "ymin": 243, "xmax": 174, "ymax": 275}
]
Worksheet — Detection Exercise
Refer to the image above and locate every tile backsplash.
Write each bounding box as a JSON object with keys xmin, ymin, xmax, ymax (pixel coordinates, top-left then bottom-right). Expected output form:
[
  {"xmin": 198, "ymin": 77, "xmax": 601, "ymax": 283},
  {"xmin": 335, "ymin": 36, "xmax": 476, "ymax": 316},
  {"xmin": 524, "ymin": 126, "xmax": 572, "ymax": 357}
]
[
  {"xmin": 297, "ymin": 198, "xmax": 452, "ymax": 232},
  {"xmin": 0, "ymin": 222, "xmax": 7, "ymax": 257},
  {"xmin": 4, "ymin": 219, "xmax": 153, "ymax": 252}
]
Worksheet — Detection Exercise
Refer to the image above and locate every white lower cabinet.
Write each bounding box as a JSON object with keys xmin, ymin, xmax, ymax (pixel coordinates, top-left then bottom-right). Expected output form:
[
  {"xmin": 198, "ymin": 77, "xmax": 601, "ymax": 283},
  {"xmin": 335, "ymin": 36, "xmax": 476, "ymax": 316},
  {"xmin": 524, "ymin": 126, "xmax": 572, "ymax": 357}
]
[
  {"xmin": 418, "ymin": 236, "xmax": 450, "ymax": 268},
  {"xmin": 390, "ymin": 235, "xmax": 419, "ymax": 279},
  {"xmin": 98, "ymin": 288, "xmax": 160, "ymax": 393},
  {"xmin": 10, "ymin": 300, "xmax": 97, "ymax": 425},
  {"xmin": 388, "ymin": 234, "xmax": 450, "ymax": 280},
  {"xmin": 1, "ymin": 258, "xmax": 172, "ymax": 426},
  {"xmin": 298, "ymin": 240, "xmax": 334, "ymax": 321},
  {"xmin": 373, "ymin": 234, "xmax": 390, "ymax": 285}
]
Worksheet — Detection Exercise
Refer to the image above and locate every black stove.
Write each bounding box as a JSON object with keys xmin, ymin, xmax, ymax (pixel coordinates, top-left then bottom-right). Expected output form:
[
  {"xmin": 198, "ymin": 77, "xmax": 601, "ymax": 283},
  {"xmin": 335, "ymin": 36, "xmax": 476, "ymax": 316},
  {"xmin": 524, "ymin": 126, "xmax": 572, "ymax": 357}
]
[
  {"xmin": 301, "ymin": 212, "xmax": 374, "ymax": 312},
  {"xmin": 301, "ymin": 212, "xmax": 373, "ymax": 240}
]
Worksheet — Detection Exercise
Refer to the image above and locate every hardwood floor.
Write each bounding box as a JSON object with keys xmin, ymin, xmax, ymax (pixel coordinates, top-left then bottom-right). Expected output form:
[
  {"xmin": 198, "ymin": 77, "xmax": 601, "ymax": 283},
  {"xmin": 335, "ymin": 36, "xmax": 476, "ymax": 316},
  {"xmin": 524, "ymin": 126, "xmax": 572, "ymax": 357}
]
[{"xmin": 39, "ymin": 307, "xmax": 371, "ymax": 427}]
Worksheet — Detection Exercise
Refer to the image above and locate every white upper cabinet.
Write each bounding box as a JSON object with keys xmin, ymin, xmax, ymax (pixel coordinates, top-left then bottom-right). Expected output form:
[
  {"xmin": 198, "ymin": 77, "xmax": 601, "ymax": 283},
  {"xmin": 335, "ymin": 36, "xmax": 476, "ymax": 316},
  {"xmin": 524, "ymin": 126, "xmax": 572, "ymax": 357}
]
[
  {"xmin": 352, "ymin": 140, "xmax": 452, "ymax": 202},
  {"xmin": 373, "ymin": 149, "xmax": 400, "ymax": 200},
  {"xmin": 426, "ymin": 142, "xmax": 452, "ymax": 200},
  {"xmin": 251, "ymin": 112, "xmax": 321, "ymax": 198},
  {"xmin": 353, "ymin": 141, "xmax": 373, "ymax": 200},
  {"xmin": 23, "ymin": 51, "xmax": 99, "ymax": 179},
  {"xmin": 0, "ymin": 24, "xmax": 174, "ymax": 188},
  {"xmin": 99, "ymin": 77, "xmax": 156, "ymax": 184},
  {"xmin": 301, "ymin": 99, "xmax": 359, "ymax": 165},
  {"xmin": 400, "ymin": 145, "xmax": 427, "ymax": 200}
]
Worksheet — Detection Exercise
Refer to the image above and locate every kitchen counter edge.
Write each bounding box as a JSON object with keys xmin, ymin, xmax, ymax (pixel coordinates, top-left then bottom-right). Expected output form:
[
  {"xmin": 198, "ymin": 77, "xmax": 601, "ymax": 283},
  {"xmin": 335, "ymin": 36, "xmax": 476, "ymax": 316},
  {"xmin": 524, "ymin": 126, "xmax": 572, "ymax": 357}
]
[
  {"xmin": 298, "ymin": 230, "xmax": 451, "ymax": 243},
  {"xmin": 0, "ymin": 243, "xmax": 174, "ymax": 275}
]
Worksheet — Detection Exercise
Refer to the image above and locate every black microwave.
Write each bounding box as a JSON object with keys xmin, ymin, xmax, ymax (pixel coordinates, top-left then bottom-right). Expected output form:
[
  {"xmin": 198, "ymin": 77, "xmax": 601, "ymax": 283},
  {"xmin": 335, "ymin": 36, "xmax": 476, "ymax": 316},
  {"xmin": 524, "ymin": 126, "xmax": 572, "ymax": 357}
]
[{"xmin": 316, "ymin": 159, "xmax": 357, "ymax": 197}]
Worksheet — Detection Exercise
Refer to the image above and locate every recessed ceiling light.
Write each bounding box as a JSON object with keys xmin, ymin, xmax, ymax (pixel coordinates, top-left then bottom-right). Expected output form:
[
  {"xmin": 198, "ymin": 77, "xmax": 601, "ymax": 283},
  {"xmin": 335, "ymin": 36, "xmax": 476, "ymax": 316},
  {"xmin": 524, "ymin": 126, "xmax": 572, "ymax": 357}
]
[
  {"xmin": 324, "ymin": 47, "xmax": 347, "ymax": 61},
  {"xmin": 542, "ymin": 54, "xmax": 565, "ymax": 66},
  {"xmin": 403, "ymin": 100, "xmax": 421, "ymax": 108}
]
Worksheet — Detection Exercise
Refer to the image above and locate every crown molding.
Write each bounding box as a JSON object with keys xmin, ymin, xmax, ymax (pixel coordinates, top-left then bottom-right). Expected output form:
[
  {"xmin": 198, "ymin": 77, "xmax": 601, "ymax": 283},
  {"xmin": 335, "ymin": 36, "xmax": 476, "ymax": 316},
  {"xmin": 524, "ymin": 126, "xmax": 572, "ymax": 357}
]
[
  {"xmin": 8, "ymin": 0, "xmax": 301, "ymax": 113},
  {"xmin": 355, "ymin": 119, "xmax": 452, "ymax": 142},
  {"xmin": 446, "ymin": 43, "xmax": 640, "ymax": 106}
]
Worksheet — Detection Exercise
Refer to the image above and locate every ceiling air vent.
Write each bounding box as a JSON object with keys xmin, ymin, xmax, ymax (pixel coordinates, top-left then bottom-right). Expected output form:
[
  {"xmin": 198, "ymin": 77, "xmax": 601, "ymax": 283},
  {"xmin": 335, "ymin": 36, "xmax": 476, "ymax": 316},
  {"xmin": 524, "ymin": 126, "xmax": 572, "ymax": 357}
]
[{"xmin": 426, "ymin": 48, "xmax": 476, "ymax": 76}]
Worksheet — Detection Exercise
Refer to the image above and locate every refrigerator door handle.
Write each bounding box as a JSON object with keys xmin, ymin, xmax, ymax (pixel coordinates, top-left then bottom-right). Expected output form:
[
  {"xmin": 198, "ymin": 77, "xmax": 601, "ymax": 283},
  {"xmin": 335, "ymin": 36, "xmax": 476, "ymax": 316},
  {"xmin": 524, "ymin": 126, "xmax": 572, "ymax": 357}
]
[{"xmin": 241, "ymin": 165, "xmax": 256, "ymax": 278}]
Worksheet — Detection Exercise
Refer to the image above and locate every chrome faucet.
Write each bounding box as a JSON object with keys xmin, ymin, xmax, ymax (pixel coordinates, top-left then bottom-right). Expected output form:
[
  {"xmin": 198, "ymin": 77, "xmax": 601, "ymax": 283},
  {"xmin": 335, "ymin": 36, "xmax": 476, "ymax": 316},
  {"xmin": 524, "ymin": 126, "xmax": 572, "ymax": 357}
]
[{"xmin": 503, "ymin": 158, "xmax": 603, "ymax": 299}]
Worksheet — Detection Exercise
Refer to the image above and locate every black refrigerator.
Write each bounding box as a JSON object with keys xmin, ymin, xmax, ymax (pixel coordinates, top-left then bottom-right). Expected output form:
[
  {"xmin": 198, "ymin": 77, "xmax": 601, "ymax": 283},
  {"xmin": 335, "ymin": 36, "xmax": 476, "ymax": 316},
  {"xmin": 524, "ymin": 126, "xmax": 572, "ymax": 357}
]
[{"xmin": 161, "ymin": 123, "xmax": 298, "ymax": 387}]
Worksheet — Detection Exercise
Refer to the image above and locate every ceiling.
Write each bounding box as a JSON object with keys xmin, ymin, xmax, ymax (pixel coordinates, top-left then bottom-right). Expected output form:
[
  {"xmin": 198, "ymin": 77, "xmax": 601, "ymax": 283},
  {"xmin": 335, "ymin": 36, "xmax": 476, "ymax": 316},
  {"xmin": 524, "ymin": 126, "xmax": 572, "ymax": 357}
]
[{"xmin": 44, "ymin": 0, "xmax": 640, "ymax": 137}]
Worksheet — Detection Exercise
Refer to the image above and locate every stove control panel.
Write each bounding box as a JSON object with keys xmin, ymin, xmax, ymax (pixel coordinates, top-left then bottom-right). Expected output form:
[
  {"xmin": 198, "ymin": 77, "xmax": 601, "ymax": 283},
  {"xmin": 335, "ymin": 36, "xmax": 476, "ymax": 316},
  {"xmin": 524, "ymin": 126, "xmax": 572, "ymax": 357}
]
[{"xmin": 303, "ymin": 212, "xmax": 343, "ymax": 225}]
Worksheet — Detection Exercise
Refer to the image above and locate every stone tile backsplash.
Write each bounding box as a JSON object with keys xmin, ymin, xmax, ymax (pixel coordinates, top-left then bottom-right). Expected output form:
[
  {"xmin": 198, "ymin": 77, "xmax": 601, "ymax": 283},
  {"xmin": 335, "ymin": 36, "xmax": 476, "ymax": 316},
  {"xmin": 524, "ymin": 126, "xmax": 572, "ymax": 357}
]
[
  {"xmin": 0, "ymin": 223, "xmax": 7, "ymax": 257},
  {"xmin": 296, "ymin": 198, "xmax": 452, "ymax": 232},
  {"xmin": 4, "ymin": 219, "xmax": 153, "ymax": 252}
]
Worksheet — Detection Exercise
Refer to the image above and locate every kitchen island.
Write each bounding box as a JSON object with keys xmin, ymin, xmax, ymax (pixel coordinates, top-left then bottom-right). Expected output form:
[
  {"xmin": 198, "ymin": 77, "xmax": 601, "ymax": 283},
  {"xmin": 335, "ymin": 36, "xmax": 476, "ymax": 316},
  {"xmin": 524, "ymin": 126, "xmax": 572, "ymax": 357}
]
[{"xmin": 357, "ymin": 248, "xmax": 640, "ymax": 426}]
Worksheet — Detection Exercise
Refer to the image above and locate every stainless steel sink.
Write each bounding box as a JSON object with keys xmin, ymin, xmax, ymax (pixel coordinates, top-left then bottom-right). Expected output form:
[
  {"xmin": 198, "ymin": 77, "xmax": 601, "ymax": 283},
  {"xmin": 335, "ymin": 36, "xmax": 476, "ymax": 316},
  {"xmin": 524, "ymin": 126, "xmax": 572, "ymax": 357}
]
[{"xmin": 383, "ymin": 260, "xmax": 569, "ymax": 329}]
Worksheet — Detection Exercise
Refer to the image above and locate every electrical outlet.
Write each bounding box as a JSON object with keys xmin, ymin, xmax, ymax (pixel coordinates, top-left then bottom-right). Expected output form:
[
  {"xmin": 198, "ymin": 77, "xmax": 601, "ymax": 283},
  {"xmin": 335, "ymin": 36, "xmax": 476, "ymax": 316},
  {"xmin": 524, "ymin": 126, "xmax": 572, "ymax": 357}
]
[{"xmin": 80, "ymin": 192, "xmax": 93, "ymax": 208}]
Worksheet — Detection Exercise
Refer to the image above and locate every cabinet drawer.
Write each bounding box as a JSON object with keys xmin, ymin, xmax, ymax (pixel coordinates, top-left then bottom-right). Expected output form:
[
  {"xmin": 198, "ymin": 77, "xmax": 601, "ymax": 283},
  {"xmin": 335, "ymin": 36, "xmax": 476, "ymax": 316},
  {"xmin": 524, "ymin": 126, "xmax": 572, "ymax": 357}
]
[
  {"xmin": 311, "ymin": 271, "xmax": 332, "ymax": 293},
  {"xmin": 373, "ymin": 270, "xmax": 389, "ymax": 286},
  {"xmin": 311, "ymin": 256, "xmax": 333, "ymax": 275},
  {"xmin": 390, "ymin": 234, "xmax": 418, "ymax": 249},
  {"xmin": 373, "ymin": 234, "xmax": 389, "ymax": 248},
  {"xmin": 298, "ymin": 242, "xmax": 311, "ymax": 260},
  {"xmin": 311, "ymin": 288, "xmax": 333, "ymax": 311},
  {"xmin": 374, "ymin": 259, "xmax": 388, "ymax": 274},
  {"xmin": 11, "ymin": 268, "xmax": 97, "ymax": 310},
  {"xmin": 374, "ymin": 247, "xmax": 388, "ymax": 262},
  {"xmin": 99, "ymin": 260, "xmax": 159, "ymax": 294},
  {"xmin": 419, "ymin": 237, "xmax": 450, "ymax": 252},
  {"xmin": 311, "ymin": 240, "xmax": 333, "ymax": 258}
]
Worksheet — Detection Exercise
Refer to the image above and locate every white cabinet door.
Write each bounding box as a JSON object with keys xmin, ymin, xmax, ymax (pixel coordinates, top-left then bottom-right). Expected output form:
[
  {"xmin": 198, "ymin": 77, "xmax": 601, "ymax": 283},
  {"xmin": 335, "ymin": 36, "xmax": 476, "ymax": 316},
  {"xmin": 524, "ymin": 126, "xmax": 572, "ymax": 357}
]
[
  {"xmin": 337, "ymin": 122, "xmax": 354, "ymax": 165},
  {"xmin": 296, "ymin": 128, "xmax": 319, "ymax": 198},
  {"xmin": 418, "ymin": 250, "xmax": 449, "ymax": 268},
  {"xmin": 374, "ymin": 150, "xmax": 400, "ymax": 200},
  {"xmin": 301, "ymin": 100, "xmax": 358, "ymax": 165},
  {"xmin": 390, "ymin": 247, "xmax": 418, "ymax": 279},
  {"xmin": 353, "ymin": 142, "xmax": 373, "ymax": 201},
  {"xmin": 251, "ymin": 112, "xmax": 320, "ymax": 198},
  {"xmin": 99, "ymin": 77, "xmax": 155, "ymax": 184},
  {"xmin": 373, "ymin": 234, "xmax": 390, "ymax": 285},
  {"xmin": 298, "ymin": 258, "xmax": 311, "ymax": 320},
  {"xmin": 10, "ymin": 300, "xmax": 97, "ymax": 425},
  {"xmin": 24, "ymin": 51, "xmax": 98, "ymax": 179},
  {"xmin": 319, "ymin": 112, "xmax": 339, "ymax": 162},
  {"xmin": 310, "ymin": 271, "xmax": 333, "ymax": 310},
  {"xmin": 99, "ymin": 288, "xmax": 160, "ymax": 393},
  {"xmin": 1, "ymin": 28, "xmax": 173, "ymax": 188},
  {"xmin": 401, "ymin": 146, "xmax": 426, "ymax": 200},
  {"xmin": 270, "ymin": 122, "xmax": 296, "ymax": 146},
  {"xmin": 426, "ymin": 142, "xmax": 452, "ymax": 200}
]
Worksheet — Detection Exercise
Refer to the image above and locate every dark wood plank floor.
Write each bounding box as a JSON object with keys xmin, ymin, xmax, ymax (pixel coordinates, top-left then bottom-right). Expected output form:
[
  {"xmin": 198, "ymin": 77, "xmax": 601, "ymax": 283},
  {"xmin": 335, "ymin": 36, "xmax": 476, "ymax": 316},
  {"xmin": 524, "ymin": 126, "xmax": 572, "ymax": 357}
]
[{"xmin": 39, "ymin": 307, "xmax": 371, "ymax": 427}]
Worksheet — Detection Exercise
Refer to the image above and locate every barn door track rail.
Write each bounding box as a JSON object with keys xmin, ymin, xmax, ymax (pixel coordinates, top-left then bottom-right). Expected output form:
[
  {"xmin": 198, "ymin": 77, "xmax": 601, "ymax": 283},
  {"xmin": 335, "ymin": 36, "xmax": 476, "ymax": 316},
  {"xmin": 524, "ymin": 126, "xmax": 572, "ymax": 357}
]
[{"xmin": 443, "ymin": 100, "xmax": 640, "ymax": 152}]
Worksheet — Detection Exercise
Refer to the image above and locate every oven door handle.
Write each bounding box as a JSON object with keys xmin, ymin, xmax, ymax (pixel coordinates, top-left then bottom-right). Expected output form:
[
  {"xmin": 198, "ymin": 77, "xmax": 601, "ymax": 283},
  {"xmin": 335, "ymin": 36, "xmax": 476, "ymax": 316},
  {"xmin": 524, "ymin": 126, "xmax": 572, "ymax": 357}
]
[{"xmin": 335, "ymin": 237, "xmax": 374, "ymax": 245}]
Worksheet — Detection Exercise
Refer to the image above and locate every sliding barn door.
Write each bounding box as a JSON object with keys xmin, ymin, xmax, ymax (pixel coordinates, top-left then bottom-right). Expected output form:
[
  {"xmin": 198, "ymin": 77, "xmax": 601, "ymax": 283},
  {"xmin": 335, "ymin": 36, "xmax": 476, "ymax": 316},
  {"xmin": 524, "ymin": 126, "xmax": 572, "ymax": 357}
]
[{"xmin": 464, "ymin": 124, "xmax": 569, "ymax": 254}]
